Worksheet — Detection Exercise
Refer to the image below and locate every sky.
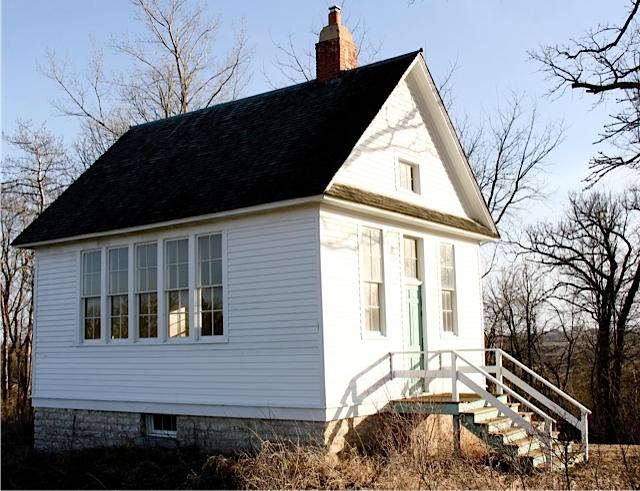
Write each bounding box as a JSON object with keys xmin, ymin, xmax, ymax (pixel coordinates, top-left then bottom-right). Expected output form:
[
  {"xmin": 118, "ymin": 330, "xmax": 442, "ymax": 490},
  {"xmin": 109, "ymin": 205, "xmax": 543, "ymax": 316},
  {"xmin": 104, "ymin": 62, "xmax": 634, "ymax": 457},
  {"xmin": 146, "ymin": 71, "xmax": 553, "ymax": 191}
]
[{"xmin": 1, "ymin": 0, "xmax": 632, "ymax": 221}]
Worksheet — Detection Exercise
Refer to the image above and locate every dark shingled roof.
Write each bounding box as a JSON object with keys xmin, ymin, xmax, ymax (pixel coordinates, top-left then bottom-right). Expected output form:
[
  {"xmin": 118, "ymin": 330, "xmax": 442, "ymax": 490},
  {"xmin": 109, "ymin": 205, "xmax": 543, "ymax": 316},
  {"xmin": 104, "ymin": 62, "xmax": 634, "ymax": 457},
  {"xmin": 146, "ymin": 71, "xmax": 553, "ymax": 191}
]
[
  {"xmin": 13, "ymin": 51, "xmax": 420, "ymax": 246},
  {"xmin": 326, "ymin": 184, "xmax": 499, "ymax": 238}
]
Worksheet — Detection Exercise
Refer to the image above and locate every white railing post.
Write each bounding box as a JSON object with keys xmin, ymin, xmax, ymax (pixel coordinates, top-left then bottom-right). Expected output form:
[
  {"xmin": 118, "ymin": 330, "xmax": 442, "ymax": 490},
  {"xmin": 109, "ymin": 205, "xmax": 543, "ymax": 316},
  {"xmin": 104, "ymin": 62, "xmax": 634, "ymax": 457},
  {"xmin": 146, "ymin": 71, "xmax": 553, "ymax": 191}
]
[
  {"xmin": 543, "ymin": 416, "xmax": 554, "ymax": 469},
  {"xmin": 451, "ymin": 351, "xmax": 459, "ymax": 402},
  {"xmin": 581, "ymin": 410, "xmax": 589, "ymax": 460},
  {"xmin": 495, "ymin": 349, "xmax": 504, "ymax": 395},
  {"xmin": 389, "ymin": 352, "xmax": 394, "ymax": 379}
]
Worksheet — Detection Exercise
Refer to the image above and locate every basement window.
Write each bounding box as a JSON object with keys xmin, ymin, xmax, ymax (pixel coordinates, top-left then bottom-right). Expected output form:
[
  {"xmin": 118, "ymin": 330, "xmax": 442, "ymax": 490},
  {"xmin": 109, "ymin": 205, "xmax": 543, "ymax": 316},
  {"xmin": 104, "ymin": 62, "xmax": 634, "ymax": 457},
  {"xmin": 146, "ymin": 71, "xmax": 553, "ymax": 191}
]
[{"xmin": 146, "ymin": 414, "xmax": 177, "ymax": 438}]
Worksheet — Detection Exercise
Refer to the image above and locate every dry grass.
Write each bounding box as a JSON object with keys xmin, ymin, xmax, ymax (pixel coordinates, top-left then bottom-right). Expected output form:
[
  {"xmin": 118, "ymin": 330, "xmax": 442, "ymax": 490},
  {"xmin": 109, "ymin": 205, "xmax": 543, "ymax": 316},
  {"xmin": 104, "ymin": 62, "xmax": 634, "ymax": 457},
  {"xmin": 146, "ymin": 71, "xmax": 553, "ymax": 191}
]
[
  {"xmin": 191, "ymin": 442, "xmax": 638, "ymax": 490},
  {"xmin": 3, "ymin": 409, "xmax": 639, "ymax": 490}
]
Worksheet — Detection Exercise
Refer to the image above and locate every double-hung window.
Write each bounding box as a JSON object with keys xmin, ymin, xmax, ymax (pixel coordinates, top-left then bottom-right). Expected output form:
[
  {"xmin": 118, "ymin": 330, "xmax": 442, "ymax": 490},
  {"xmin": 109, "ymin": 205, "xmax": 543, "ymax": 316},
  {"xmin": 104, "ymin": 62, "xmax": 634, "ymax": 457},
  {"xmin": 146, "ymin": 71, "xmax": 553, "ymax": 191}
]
[
  {"xmin": 165, "ymin": 238, "xmax": 189, "ymax": 338},
  {"xmin": 82, "ymin": 250, "xmax": 102, "ymax": 340},
  {"xmin": 439, "ymin": 243, "xmax": 457, "ymax": 333},
  {"xmin": 197, "ymin": 234, "xmax": 224, "ymax": 337},
  {"xmin": 136, "ymin": 243, "xmax": 158, "ymax": 339},
  {"xmin": 362, "ymin": 227, "xmax": 384, "ymax": 333},
  {"xmin": 108, "ymin": 247, "xmax": 129, "ymax": 340}
]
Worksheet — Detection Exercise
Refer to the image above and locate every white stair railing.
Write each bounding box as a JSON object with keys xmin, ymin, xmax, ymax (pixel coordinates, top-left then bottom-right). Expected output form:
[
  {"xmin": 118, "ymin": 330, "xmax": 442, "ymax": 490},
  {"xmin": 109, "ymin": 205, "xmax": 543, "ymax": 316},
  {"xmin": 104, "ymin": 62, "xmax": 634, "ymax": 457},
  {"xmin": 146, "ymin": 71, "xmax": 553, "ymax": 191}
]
[{"xmin": 389, "ymin": 348, "xmax": 591, "ymax": 460}]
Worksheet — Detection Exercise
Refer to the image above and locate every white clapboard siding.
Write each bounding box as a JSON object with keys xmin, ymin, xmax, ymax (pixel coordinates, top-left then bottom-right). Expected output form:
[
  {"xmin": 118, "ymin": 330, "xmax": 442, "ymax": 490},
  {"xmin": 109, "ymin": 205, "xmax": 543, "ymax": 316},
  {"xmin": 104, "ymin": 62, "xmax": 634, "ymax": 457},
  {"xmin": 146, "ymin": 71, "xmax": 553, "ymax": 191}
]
[
  {"xmin": 332, "ymin": 76, "xmax": 471, "ymax": 219},
  {"xmin": 319, "ymin": 208, "xmax": 485, "ymax": 417},
  {"xmin": 33, "ymin": 209, "xmax": 323, "ymax": 415}
]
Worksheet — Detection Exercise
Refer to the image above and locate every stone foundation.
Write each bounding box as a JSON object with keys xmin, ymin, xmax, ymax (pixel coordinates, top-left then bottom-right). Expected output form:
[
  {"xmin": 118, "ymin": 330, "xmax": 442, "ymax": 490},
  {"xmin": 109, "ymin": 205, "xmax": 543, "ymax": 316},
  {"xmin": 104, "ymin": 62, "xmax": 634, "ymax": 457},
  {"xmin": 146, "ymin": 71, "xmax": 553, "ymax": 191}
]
[
  {"xmin": 33, "ymin": 408, "xmax": 386, "ymax": 453},
  {"xmin": 34, "ymin": 407, "xmax": 142, "ymax": 451},
  {"xmin": 33, "ymin": 407, "xmax": 473, "ymax": 455}
]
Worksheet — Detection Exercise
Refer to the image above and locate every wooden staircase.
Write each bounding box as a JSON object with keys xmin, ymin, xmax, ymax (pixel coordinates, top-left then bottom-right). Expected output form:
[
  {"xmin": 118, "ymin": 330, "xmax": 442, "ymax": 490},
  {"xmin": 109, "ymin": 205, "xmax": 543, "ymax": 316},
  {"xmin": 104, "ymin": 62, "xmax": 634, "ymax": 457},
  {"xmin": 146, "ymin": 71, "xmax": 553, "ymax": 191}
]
[
  {"xmin": 389, "ymin": 349, "xmax": 591, "ymax": 470},
  {"xmin": 458, "ymin": 394, "xmax": 585, "ymax": 469}
]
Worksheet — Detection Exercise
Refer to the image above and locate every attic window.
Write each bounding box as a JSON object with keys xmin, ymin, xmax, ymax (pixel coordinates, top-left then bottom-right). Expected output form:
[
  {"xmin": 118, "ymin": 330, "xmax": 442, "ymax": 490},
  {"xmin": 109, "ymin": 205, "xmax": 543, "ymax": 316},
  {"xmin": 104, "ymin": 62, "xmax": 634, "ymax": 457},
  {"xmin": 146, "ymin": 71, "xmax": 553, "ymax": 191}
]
[{"xmin": 399, "ymin": 161, "xmax": 419, "ymax": 193}]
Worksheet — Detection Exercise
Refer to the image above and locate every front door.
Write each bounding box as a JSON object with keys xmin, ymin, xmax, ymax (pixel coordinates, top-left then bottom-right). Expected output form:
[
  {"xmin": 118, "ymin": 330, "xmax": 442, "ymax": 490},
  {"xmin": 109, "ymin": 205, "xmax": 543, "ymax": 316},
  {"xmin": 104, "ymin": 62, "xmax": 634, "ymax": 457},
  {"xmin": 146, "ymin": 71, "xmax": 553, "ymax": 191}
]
[{"xmin": 403, "ymin": 237, "xmax": 424, "ymax": 394}]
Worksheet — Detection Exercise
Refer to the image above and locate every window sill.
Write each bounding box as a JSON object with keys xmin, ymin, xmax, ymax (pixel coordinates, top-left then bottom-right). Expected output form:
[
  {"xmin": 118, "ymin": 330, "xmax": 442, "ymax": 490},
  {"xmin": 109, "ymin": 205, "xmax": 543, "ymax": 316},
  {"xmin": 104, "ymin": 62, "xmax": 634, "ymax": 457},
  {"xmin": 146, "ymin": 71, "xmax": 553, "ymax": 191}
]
[
  {"xmin": 440, "ymin": 330, "xmax": 459, "ymax": 338},
  {"xmin": 361, "ymin": 331, "xmax": 389, "ymax": 341},
  {"xmin": 73, "ymin": 336, "xmax": 228, "ymax": 347}
]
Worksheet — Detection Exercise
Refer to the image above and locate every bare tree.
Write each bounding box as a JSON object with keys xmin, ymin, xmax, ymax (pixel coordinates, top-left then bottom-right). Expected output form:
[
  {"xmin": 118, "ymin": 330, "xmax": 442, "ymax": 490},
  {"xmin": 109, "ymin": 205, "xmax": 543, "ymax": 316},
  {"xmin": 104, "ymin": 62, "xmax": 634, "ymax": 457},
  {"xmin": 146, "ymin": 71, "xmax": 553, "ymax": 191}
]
[
  {"xmin": 520, "ymin": 189, "xmax": 640, "ymax": 441},
  {"xmin": 484, "ymin": 262, "xmax": 551, "ymax": 375},
  {"xmin": 1, "ymin": 121, "xmax": 73, "ymax": 413},
  {"xmin": 531, "ymin": 0, "xmax": 640, "ymax": 185},
  {"xmin": 44, "ymin": 0, "xmax": 250, "ymax": 164},
  {"xmin": 458, "ymin": 94, "xmax": 563, "ymax": 231}
]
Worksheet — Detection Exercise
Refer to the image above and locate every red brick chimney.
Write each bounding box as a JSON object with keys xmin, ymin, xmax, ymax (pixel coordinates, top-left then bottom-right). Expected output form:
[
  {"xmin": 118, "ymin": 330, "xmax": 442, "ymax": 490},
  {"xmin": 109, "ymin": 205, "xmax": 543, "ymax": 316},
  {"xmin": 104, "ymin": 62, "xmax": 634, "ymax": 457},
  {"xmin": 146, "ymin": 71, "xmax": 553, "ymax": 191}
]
[{"xmin": 315, "ymin": 6, "xmax": 358, "ymax": 82}]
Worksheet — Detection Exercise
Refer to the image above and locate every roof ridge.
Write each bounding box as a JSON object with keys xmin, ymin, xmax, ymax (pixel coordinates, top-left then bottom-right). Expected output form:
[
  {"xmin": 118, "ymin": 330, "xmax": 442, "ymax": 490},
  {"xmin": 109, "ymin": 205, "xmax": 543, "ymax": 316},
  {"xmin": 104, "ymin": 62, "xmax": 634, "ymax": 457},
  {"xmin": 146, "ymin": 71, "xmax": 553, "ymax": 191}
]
[{"xmin": 130, "ymin": 50, "xmax": 422, "ymax": 131}]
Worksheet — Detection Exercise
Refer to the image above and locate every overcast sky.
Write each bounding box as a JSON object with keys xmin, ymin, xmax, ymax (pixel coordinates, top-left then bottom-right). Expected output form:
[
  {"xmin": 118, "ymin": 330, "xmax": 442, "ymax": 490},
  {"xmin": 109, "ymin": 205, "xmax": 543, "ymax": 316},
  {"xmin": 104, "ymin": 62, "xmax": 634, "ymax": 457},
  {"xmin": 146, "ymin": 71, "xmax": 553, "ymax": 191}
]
[{"xmin": 1, "ymin": 0, "xmax": 630, "ymax": 220}]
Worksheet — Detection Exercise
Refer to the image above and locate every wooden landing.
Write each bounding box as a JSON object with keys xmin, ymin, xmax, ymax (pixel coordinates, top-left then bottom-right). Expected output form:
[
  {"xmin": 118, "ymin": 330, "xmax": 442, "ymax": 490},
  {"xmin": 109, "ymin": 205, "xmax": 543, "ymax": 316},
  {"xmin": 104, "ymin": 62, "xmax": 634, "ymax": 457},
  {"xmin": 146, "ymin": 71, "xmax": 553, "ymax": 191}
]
[
  {"xmin": 392, "ymin": 393, "xmax": 497, "ymax": 415},
  {"xmin": 400, "ymin": 393, "xmax": 481, "ymax": 403}
]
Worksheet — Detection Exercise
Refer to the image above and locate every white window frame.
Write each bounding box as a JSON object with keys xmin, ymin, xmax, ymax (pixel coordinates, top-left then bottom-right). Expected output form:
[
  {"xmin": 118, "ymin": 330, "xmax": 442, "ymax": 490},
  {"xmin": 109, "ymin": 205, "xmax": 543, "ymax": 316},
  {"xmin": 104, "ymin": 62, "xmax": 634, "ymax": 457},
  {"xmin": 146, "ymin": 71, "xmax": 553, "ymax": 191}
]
[
  {"xmin": 74, "ymin": 228, "xmax": 227, "ymax": 346},
  {"xmin": 80, "ymin": 249, "xmax": 102, "ymax": 344},
  {"xmin": 195, "ymin": 232, "xmax": 227, "ymax": 342},
  {"xmin": 135, "ymin": 241, "xmax": 159, "ymax": 343},
  {"xmin": 145, "ymin": 414, "xmax": 177, "ymax": 438},
  {"xmin": 439, "ymin": 242, "xmax": 458, "ymax": 335},
  {"xmin": 359, "ymin": 226, "xmax": 386, "ymax": 338},
  {"xmin": 395, "ymin": 150, "xmax": 421, "ymax": 195},
  {"xmin": 164, "ymin": 237, "xmax": 190, "ymax": 341},
  {"xmin": 107, "ymin": 245, "xmax": 129, "ymax": 342}
]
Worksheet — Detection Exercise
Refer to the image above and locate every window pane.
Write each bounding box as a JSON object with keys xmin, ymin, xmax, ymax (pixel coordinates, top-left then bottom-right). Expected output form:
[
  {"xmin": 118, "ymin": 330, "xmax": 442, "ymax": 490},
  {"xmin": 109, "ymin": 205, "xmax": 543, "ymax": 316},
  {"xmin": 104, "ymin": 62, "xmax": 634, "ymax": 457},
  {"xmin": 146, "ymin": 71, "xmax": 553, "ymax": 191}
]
[
  {"xmin": 442, "ymin": 290, "xmax": 452, "ymax": 310},
  {"xmin": 136, "ymin": 243, "xmax": 157, "ymax": 293},
  {"xmin": 168, "ymin": 289, "xmax": 189, "ymax": 337},
  {"xmin": 201, "ymin": 287, "xmax": 212, "ymax": 311},
  {"xmin": 362, "ymin": 228, "xmax": 382, "ymax": 282},
  {"xmin": 198, "ymin": 236, "xmax": 210, "ymax": 261},
  {"xmin": 177, "ymin": 239, "xmax": 188, "ymax": 263},
  {"xmin": 138, "ymin": 293, "xmax": 157, "ymax": 338},
  {"xmin": 178, "ymin": 264, "xmax": 188, "ymax": 289},
  {"xmin": 166, "ymin": 240, "xmax": 177, "ymax": 264},
  {"xmin": 211, "ymin": 234, "xmax": 222, "ymax": 259},
  {"xmin": 213, "ymin": 311, "xmax": 223, "ymax": 336},
  {"xmin": 83, "ymin": 251, "xmax": 101, "ymax": 296},
  {"xmin": 213, "ymin": 286, "xmax": 223, "ymax": 310},
  {"xmin": 212, "ymin": 260, "xmax": 222, "ymax": 285},
  {"xmin": 199, "ymin": 261, "xmax": 210, "ymax": 286},
  {"xmin": 86, "ymin": 297, "xmax": 100, "ymax": 317},
  {"xmin": 139, "ymin": 315, "xmax": 149, "ymax": 338},
  {"xmin": 84, "ymin": 297, "xmax": 101, "ymax": 340},
  {"xmin": 403, "ymin": 238, "xmax": 419, "ymax": 279},
  {"xmin": 147, "ymin": 267, "xmax": 157, "ymax": 290},
  {"xmin": 201, "ymin": 311, "xmax": 212, "ymax": 336}
]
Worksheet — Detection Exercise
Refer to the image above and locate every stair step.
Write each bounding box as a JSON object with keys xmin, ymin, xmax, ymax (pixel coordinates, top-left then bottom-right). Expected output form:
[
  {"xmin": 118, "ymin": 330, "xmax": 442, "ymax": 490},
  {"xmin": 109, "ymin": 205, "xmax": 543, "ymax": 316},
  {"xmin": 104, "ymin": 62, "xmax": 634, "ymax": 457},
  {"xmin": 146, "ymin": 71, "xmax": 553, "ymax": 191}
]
[
  {"xmin": 465, "ymin": 406, "xmax": 499, "ymax": 422},
  {"xmin": 521, "ymin": 448, "xmax": 549, "ymax": 468},
  {"xmin": 507, "ymin": 436, "xmax": 541, "ymax": 456},
  {"xmin": 490, "ymin": 426, "xmax": 528, "ymax": 444},
  {"xmin": 480, "ymin": 416, "xmax": 519, "ymax": 432}
]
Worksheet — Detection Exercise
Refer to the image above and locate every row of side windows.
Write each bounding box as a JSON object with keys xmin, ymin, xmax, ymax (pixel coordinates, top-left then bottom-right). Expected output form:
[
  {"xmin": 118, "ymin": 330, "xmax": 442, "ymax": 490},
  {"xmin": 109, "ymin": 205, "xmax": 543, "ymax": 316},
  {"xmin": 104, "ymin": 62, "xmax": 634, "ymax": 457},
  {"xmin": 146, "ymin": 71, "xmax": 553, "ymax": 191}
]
[
  {"xmin": 80, "ymin": 233, "xmax": 223, "ymax": 342},
  {"xmin": 359, "ymin": 227, "xmax": 457, "ymax": 335}
]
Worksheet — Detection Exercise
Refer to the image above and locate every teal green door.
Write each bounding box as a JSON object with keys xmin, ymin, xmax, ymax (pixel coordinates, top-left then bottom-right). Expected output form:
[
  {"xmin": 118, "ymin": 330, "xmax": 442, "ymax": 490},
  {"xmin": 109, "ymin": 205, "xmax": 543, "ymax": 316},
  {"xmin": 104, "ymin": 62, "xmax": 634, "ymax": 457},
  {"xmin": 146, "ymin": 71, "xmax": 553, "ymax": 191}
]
[{"xmin": 405, "ymin": 284, "xmax": 424, "ymax": 393}]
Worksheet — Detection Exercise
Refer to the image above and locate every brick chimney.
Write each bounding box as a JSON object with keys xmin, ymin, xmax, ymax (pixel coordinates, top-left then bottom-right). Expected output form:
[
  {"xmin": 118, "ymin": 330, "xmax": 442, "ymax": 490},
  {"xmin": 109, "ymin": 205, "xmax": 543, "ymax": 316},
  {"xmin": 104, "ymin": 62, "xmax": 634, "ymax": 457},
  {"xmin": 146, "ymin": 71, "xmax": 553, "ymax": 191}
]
[{"xmin": 315, "ymin": 6, "xmax": 358, "ymax": 82}]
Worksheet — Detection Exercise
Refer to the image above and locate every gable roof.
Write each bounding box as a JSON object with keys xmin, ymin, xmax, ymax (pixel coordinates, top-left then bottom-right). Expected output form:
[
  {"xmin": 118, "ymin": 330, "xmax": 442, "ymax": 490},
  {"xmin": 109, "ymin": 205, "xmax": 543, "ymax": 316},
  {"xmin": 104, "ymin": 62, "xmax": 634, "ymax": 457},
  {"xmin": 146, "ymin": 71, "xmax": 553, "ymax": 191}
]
[{"xmin": 13, "ymin": 51, "xmax": 419, "ymax": 247}]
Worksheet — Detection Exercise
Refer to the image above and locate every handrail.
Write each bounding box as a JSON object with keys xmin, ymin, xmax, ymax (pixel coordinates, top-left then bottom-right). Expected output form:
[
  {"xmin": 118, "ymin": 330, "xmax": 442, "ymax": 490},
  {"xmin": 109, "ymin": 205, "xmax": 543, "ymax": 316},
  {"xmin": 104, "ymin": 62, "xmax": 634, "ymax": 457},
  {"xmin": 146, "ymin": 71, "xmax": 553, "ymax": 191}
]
[
  {"xmin": 453, "ymin": 351, "xmax": 556, "ymax": 428},
  {"xmin": 497, "ymin": 349, "xmax": 591, "ymax": 415}
]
